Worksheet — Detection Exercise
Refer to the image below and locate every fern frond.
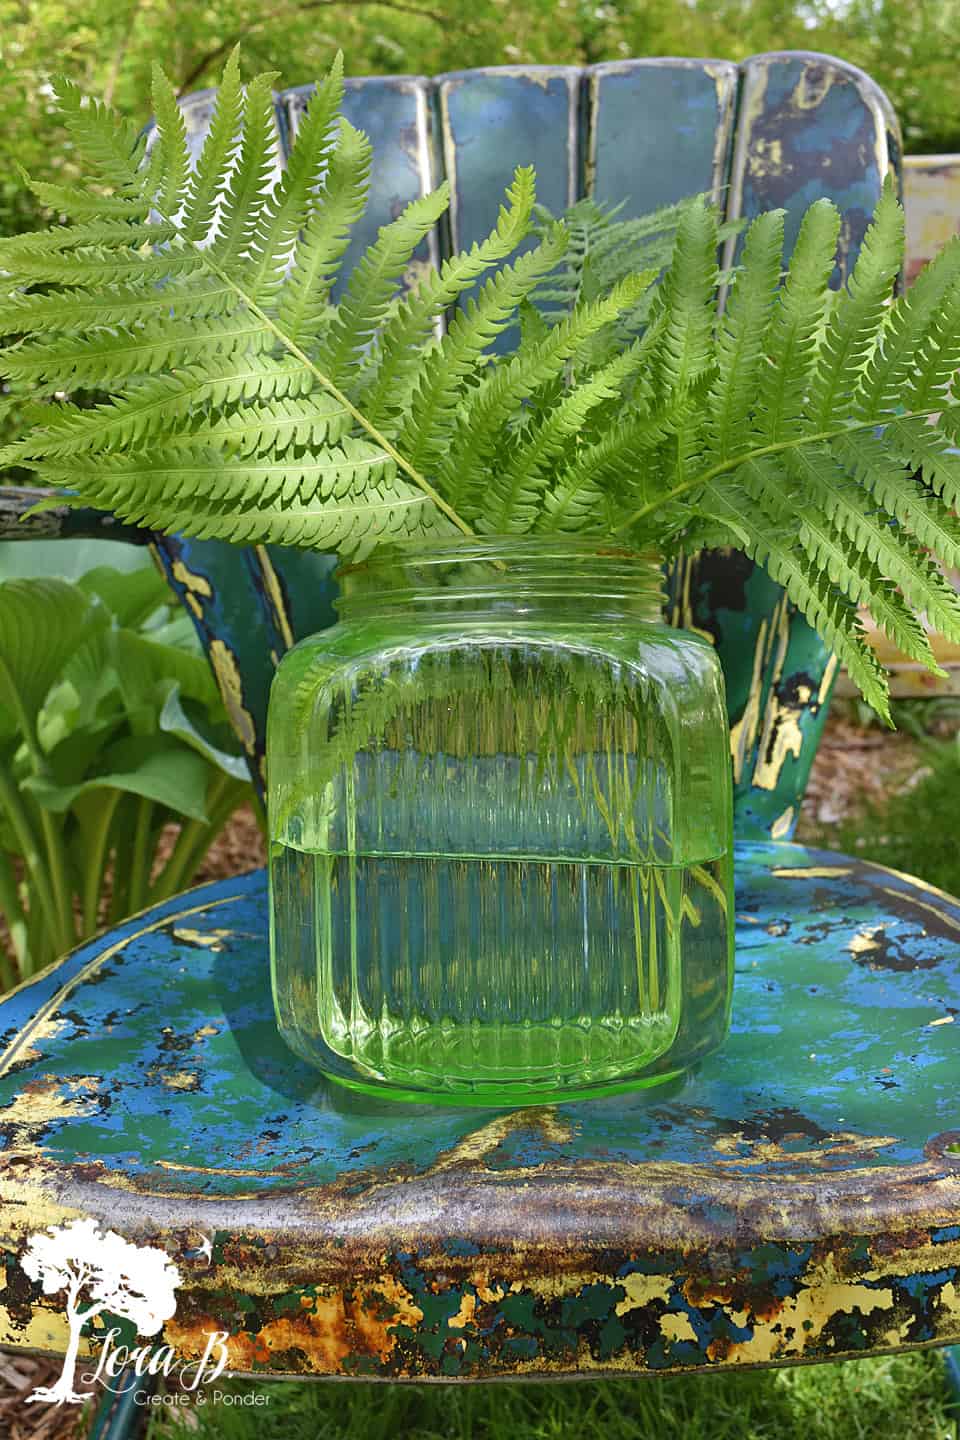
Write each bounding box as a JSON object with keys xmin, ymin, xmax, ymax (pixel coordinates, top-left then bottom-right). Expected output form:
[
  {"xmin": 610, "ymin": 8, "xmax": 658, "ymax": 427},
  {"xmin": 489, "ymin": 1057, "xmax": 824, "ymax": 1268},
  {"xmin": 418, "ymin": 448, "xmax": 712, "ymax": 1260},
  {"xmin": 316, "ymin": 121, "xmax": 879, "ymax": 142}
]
[
  {"xmin": 180, "ymin": 47, "xmax": 244, "ymax": 243},
  {"xmin": 149, "ymin": 63, "xmax": 191, "ymax": 219},
  {"xmin": 649, "ymin": 196, "xmax": 718, "ymax": 397},
  {"xmin": 885, "ymin": 411, "xmax": 960, "ymax": 509},
  {"xmin": 318, "ymin": 182, "xmax": 451, "ymax": 389},
  {"xmin": 438, "ymin": 274, "xmax": 654, "ymax": 516},
  {"xmin": 50, "ymin": 75, "xmax": 147, "ymax": 192},
  {"xmin": 707, "ymin": 464, "xmax": 892, "ymax": 719},
  {"xmin": 0, "ymin": 279, "xmax": 236, "ymax": 339},
  {"xmin": 276, "ymin": 118, "xmax": 372, "ymax": 347},
  {"xmin": 807, "ymin": 179, "xmax": 902, "ymax": 427},
  {"xmin": 0, "ymin": 356, "xmax": 315, "ymax": 466},
  {"xmin": 707, "ymin": 208, "xmax": 784, "ymax": 458},
  {"xmin": 395, "ymin": 229, "xmax": 571, "ymax": 476},
  {"xmin": 754, "ymin": 198, "xmax": 840, "ymax": 441},
  {"xmin": 359, "ymin": 165, "xmax": 537, "ymax": 427},
  {"xmin": 213, "ymin": 71, "xmax": 282, "ymax": 269},
  {"xmin": 489, "ymin": 342, "xmax": 646, "ymax": 529},
  {"xmin": 856, "ymin": 233, "xmax": 960, "ymax": 416},
  {"xmin": 0, "ymin": 312, "xmax": 272, "ymax": 387},
  {"xmin": 24, "ymin": 180, "xmax": 153, "ymax": 222},
  {"xmin": 246, "ymin": 54, "xmax": 346, "ymax": 300}
]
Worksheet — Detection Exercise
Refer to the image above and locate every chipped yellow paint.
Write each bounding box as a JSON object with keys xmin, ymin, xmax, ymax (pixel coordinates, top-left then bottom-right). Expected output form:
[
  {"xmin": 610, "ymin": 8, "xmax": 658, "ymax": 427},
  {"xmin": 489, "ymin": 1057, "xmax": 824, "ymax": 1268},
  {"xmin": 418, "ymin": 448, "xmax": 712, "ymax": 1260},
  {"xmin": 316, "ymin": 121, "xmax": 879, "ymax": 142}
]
[
  {"xmin": 160, "ymin": 1070, "xmax": 199, "ymax": 1090},
  {"xmin": 818, "ymin": 653, "xmax": 839, "ymax": 706},
  {"xmin": 791, "ymin": 66, "xmax": 835, "ymax": 112},
  {"xmin": 0, "ymin": 1074, "xmax": 100, "ymax": 1131},
  {"xmin": 448, "ymin": 1293, "xmax": 477, "ymax": 1330},
  {"xmin": 171, "ymin": 558, "xmax": 212, "ymax": 624},
  {"xmin": 928, "ymin": 1015, "xmax": 955, "ymax": 1027},
  {"xmin": 0, "ymin": 1303, "xmax": 94, "ymax": 1358},
  {"xmin": 753, "ymin": 599, "xmax": 805, "ymax": 793},
  {"xmin": 749, "ymin": 136, "xmax": 786, "ymax": 180},
  {"xmin": 209, "ymin": 640, "xmax": 257, "ymax": 756},
  {"xmin": 254, "ymin": 545, "xmax": 294, "ymax": 651},
  {"xmin": 711, "ymin": 1129, "xmax": 896, "ymax": 1168},
  {"xmin": 660, "ymin": 1311, "xmax": 698, "ymax": 1344},
  {"xmin": 721, "ymin": 1280, "xmax": 895, "ymax": 1365},
  {"xmin": 614, "ymin": 1272, "xmax": 673, "ymax": 1317},
  {"xmin": 438, "ymin": 84, "xmax": 460, "ymax": 251},
  {"xmin": 770, "ymin": 807, "xmax": 794, "ymax": 841},
  {"xmin": 429, "ymin": 1107, "xmax": 574, "ymax": 1173},
  {"xmin": 728, "ymin": 617, "xmax": 769, "ymax": 784},
  {"xmin": 848, "ymin": 927, "xmax": 885, "ymax": 957},
  {"xmin": 171, "ymin": 926, "xmax": 232, "ymax": 950},
  {"xmin": 772, "ymin": 865, "xmax": 852, "ymax": 879}
]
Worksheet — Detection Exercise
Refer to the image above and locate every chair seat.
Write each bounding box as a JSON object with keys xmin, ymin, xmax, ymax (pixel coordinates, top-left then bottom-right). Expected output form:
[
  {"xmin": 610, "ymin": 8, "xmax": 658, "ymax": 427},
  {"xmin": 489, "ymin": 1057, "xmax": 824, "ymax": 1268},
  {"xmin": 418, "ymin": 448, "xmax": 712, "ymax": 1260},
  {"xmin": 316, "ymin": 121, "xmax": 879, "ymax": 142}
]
[{"xmin": 1, "ymin": 841, "xmax": 958, "ymax": 1381}]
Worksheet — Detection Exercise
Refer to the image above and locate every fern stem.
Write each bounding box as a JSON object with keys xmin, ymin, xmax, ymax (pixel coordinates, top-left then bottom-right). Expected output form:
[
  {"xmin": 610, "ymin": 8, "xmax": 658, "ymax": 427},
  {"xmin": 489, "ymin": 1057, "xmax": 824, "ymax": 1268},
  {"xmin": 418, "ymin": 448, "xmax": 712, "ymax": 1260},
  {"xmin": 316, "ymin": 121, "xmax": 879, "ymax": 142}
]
[
  {"xmin": 612, "ymin": 408, "xmax": 945, "ymax": 534},
  {"xmin": 174, "ymin": 244, "xmax": 476, "ymax": 539}
]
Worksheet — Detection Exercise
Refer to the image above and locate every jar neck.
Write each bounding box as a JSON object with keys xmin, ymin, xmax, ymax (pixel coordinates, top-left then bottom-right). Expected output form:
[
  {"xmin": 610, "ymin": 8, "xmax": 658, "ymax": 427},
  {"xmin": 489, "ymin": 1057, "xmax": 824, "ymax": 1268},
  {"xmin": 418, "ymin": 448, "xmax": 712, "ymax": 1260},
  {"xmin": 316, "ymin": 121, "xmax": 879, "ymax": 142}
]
[{"xmin": 335, "ymin": 538, "xmax": 665, "ymax": 623}]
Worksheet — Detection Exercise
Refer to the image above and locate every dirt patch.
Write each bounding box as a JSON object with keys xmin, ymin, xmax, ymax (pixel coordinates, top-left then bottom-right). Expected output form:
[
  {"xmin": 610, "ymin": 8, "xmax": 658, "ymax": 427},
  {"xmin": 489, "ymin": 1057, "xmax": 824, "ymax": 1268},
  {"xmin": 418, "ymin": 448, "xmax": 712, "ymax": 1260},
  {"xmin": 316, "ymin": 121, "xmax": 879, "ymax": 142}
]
[{"xmin": 797, "ymin": 713, "xmax": 925, "ymax": 834}]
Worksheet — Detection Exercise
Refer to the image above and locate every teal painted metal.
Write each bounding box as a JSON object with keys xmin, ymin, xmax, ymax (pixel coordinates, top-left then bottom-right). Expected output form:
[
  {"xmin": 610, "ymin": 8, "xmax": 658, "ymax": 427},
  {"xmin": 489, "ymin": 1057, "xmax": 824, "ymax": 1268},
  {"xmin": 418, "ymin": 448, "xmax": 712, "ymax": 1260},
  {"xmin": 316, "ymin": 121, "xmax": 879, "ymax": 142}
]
[{"xmin": 0, "ymin": 843, "xmax": 957, "ymax": 1379}]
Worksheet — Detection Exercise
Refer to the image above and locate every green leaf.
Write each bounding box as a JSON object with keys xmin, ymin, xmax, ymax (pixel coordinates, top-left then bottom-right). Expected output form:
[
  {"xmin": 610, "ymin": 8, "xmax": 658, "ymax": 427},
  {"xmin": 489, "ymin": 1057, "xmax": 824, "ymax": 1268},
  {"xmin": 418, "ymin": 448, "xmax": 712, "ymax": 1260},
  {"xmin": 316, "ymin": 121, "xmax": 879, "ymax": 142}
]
[
  {"xmin": 158, "ymin": 685, "xmax": 249, "ymax": 781},
  {"xmin": 24, "ymin": 735, "xmax": 212, "ymax": 821},
  {"xmin": 0, "ymin": 579, "xmax": 107, "ymax": 743}
]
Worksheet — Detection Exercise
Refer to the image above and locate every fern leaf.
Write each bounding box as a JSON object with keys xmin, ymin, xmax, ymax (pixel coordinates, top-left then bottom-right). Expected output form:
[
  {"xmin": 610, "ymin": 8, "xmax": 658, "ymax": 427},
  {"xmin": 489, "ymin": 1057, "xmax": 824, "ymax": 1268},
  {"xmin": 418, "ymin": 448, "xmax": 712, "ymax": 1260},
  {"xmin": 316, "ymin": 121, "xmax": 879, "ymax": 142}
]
[
  {"xmin": 246, "ymin": 53, "xmax": 346, "ymax": 300},
  {"xmin": 276, "ymin": 118, "xmax": 372, "ymax": 347},
  {"xmin": 490, "ymin": 342, "xmax": 646, "ymax": 530},
  {"xmin": 649, "ymin": 196, "xmax": 718, "ymax": 397},
  {"xmin": 856, "ymin": 233, "xmax": 960, "ymax": 416},
  {"xmin": 0, "ymin": 312, "xmax": 272, "ymax": 387},
  {"xmin": 0, "ymin": 279, "xmax": 237, "ymax": 340},
  {"xmin": 438, "ymin": 275, "xmax": 655, "ymax": 516},
  {"xmin": 318, "ymin": 182, "xmax": 451, "ymax": 389},
  {"xmin": 899, "ymin": 280, "xmax": 960, "ymax": 410},
  {"xmin": 359, "ymin": 165, "xmax": 537, "ymax": 427},
  {"xmin": 0, "ymin": 356, "xmax": 315, "ymax": 466},
  {"xmin": 213, "ymin": 71, "xmax": 282, "ymax": 270},
  {"xmin": 708, "ymin": 464, "xmax": 892, "ymax": 719},
  {"xmin": 807, "ymin": 180, "xmax": 903, "ymax": 427},
  {"xmin": 180, "ymin": 46, "xmax": 244, "ymax": 243},
  {"xmin": 707, "ymin": 208, "xmax": 784, "ymax": 458},
  {"xmin": 50, "ymin": 75, "xmax": 147, "ymax": 192},
  {"xmin": 149, "ymin": 63, "xmax": 191, "ymax": 219},
  {"xmin": 755, "ymin": 199, "xmax": 840, "ymax": 441},
  {"xmin": 395, "ymin": 229, "xmax": 570, "ymax": 475},
  {"xmin": 885, "ymin": 411, "xmax": 960, "ymax": 509},
  {"xmin": 24, "ymin": 180, "xmax": 153, "ymax": 222}
]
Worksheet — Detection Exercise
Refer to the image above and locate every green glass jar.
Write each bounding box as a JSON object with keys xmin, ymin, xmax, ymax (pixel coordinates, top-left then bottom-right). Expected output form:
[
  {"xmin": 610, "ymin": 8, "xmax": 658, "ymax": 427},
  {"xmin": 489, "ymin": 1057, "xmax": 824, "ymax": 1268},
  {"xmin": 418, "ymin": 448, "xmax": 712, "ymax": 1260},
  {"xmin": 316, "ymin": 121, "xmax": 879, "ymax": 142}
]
[{"xmin": 268, "ymin": 538, "xmax": 734, "ymax": 1104}]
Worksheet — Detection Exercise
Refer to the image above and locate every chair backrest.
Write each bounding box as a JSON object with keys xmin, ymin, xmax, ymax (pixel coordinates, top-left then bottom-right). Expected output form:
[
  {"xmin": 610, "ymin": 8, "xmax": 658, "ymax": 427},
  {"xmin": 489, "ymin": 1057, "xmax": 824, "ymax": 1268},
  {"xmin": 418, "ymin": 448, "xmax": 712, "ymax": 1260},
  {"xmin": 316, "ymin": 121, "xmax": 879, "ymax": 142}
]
[{"xmin": 147, "ymin": 50, "xmax": 901, "ymax": 840}]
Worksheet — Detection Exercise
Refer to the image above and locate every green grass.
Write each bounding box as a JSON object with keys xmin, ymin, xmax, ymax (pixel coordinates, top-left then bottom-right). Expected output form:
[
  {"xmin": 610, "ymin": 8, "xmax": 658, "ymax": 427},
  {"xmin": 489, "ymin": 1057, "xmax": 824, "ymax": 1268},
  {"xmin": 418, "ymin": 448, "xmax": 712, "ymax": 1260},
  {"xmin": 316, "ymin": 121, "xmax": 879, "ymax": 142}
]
[
  {"xmin": 145, "ymin": 707, "xmax": 960, "ymax": 1440},
  {"xmin": 145, "ymin": 1351, "xmax": 958, "ymax": 1440}
]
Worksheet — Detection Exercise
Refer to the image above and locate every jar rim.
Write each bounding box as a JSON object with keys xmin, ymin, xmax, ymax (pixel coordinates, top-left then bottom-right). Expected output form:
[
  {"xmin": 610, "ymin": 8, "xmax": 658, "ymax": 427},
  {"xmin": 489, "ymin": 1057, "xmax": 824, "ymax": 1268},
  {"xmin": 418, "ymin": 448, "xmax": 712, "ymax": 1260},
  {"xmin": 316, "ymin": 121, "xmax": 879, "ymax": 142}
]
[
  {"xmin": 337, "ymin": 534, "xmax": 663, "ymax": 581},
  {"xmin": 335, "ymin": 535, "xmax": 665, "ymax": 621}
]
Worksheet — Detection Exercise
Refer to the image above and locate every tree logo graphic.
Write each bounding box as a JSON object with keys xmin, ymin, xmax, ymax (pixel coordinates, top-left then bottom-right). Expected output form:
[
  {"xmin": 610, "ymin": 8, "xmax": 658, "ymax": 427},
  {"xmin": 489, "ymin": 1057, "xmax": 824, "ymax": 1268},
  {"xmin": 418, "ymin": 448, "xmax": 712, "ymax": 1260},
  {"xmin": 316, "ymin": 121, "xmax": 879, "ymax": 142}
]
[{"xmin": 22, "ymin": 1218, "xmax": 182, "ymax": 1406}]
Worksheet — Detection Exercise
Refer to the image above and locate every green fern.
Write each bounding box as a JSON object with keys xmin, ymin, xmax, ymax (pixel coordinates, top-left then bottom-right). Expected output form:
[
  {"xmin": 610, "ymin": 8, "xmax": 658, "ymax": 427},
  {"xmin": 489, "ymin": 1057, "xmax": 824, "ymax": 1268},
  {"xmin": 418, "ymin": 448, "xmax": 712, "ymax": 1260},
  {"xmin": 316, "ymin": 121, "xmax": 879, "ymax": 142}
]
[{"xmin": 4, "ymin": 53, "xmax": 960, "ymax": 718}]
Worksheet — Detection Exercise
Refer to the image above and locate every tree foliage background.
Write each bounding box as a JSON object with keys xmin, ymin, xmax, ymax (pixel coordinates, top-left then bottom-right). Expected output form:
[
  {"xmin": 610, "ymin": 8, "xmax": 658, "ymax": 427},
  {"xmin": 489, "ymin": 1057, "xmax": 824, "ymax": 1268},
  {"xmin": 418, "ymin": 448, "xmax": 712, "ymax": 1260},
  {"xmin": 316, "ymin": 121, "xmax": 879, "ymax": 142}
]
[{"xmin": 1, "ymin": 0, "xmax": 959, "ymax": 241}]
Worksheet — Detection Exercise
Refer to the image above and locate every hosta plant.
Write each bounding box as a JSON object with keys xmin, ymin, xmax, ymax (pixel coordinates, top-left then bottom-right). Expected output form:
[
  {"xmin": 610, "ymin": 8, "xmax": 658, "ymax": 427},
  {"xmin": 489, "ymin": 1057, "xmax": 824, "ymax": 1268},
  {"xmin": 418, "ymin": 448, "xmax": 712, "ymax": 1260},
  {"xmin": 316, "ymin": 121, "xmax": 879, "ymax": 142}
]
[
  {"xmin": 0, "ymin": 554, "xmax": 253, "ymax": 983},
  {"xmin": 2, "ymin": 51, "xmax": 960, "ymax": 720}
]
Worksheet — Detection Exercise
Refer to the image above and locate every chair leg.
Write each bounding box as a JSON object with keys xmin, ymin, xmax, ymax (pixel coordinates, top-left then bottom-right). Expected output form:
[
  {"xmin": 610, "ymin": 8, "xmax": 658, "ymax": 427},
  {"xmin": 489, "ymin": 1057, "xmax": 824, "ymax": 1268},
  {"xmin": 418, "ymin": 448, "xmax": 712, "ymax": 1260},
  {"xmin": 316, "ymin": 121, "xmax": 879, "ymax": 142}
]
[
  {"xmin": 945, "ymin": 1345, "xmax": 960, "ymax": 1414},
  {"xmin": 86, "ymin": 1369, "xmax": 154, "ymax": 1440}
]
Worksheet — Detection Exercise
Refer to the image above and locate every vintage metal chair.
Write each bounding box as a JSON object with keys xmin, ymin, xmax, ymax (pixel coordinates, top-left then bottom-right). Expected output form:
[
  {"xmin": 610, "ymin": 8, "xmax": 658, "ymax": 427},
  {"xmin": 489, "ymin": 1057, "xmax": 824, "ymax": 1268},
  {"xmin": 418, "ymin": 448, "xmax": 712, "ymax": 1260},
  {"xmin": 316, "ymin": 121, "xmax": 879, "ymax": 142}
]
[{"xmin": 0, "ymin": 50, "xmax": 958, "ymax": 1439}]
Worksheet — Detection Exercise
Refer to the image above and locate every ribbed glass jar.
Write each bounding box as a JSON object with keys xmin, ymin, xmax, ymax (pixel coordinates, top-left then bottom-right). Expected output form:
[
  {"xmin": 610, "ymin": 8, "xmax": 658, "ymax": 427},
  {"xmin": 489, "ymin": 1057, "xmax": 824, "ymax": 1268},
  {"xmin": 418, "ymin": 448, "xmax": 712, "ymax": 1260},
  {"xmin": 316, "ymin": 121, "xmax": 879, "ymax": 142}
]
[{"xmin": 268, "ymin": 538, "xmax": 734, "ymax": 1104}]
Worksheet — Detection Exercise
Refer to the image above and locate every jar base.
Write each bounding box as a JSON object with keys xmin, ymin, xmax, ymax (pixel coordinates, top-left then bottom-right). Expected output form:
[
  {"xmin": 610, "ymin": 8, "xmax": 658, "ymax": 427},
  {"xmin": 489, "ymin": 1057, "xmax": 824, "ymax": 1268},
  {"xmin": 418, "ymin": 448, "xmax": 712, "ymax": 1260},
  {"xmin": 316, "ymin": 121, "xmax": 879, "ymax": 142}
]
[{"xmin": 314, "ymin": 1060, "xmax": 688, "ymax": 1107}]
